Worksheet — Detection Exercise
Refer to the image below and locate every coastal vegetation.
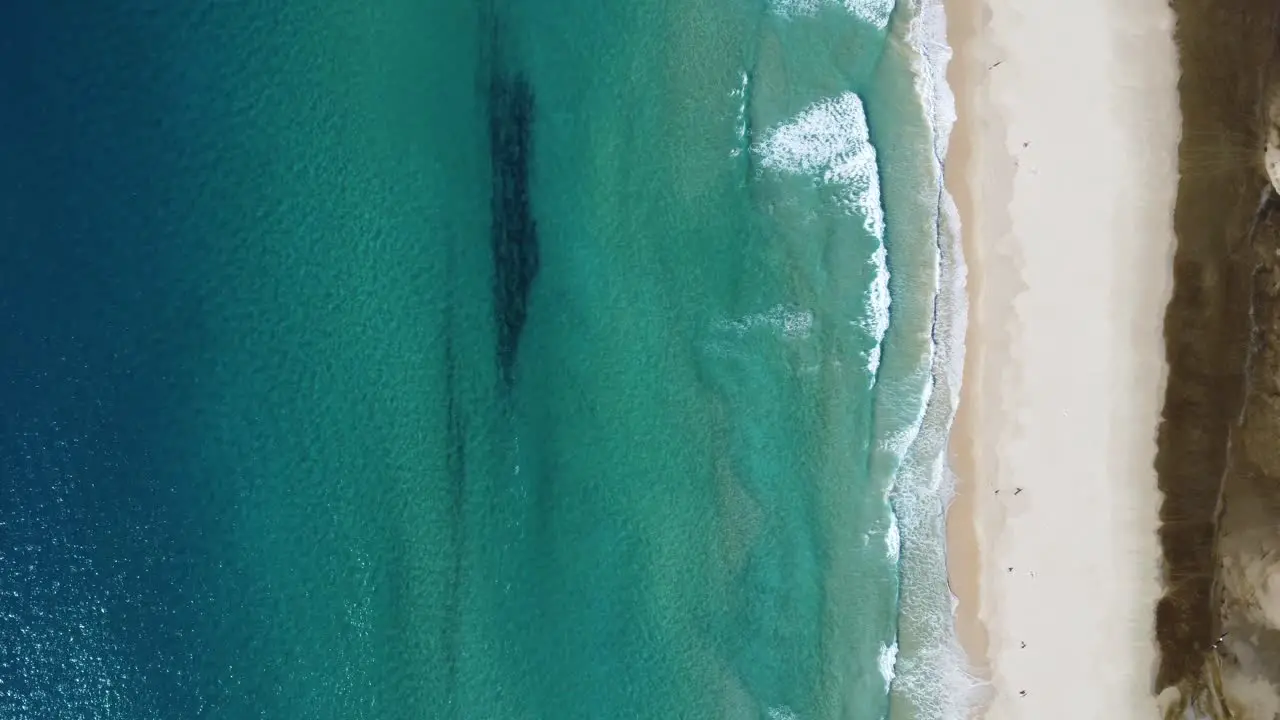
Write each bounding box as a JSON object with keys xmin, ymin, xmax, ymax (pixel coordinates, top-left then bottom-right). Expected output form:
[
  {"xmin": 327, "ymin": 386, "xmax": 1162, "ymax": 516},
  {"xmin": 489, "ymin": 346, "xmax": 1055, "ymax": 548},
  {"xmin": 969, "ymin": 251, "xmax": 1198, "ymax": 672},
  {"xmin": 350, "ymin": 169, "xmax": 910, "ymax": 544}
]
[{"xmin": 1157, "ymin": 1, "xmax": 1280, "ymax": 716}]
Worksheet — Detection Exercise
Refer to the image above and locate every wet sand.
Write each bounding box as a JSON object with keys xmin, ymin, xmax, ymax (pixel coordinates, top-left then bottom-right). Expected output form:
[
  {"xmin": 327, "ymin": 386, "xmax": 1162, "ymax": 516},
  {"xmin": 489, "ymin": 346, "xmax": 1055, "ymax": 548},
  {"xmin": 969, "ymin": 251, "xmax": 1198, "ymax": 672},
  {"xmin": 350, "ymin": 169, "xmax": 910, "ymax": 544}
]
[
  {"xmin": 944, "ymin": 0, "xmax": 1179, "ymax": 715},
  {"xmin": 941, "ymin": 0, "xmax": 990, "ymax": 684}
]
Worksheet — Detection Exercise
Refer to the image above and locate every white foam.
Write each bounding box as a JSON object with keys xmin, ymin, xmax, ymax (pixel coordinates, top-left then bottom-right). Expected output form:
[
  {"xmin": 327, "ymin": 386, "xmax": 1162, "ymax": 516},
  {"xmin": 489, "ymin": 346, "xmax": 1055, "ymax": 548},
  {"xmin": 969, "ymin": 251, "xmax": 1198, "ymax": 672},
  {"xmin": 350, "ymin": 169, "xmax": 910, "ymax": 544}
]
[
  {"xmin": 726, "ymin": 3, "xmax": 975, "ymax": 715},
  {"xmin": 754, "ymin": 91, "xmax": 891, "ymax": 376},
  {"xmin": 717, "ymin": 304, "xmax": 814, "ymax": 340},
  {"xmin": 754, "ymin": 92, "xmax": 886, "ymax": 240},
  {"xmin": 730, "ymin": 70, "xmax": 750, "ymax": 158},
  {"xmin": 880, "ymin": 642, "xmax": 901, "ymax": 689},
  {"xmin": 877, "ymin": 1, "xmax": 986, "ymax": 719},
  {"xmin": 769, "ymin": 0, "xmax": 893, "ymax": 30},
  {"xmin": 702, "ymin": 305, "xmax": 816, "ymax": 365},
  {"xmin": 865, "ymin": 242, "xmax": 891, "ymax": 377},
  {"xmin": 887, "ymin": 511, "xmax": 901, "ymax": 561},
  {"xmin": 880, "ymin": 424, "xmax": 922, "ymax": 473}
]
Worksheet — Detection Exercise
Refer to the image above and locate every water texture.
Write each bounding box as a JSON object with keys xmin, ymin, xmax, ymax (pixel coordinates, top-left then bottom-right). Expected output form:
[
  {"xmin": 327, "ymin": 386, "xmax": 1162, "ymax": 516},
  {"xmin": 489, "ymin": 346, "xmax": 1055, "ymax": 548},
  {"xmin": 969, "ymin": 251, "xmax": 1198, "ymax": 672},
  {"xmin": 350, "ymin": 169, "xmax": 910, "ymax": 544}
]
[{"xmin": 0, "ymin": 0, "xmax": 964, "ymax": 718}]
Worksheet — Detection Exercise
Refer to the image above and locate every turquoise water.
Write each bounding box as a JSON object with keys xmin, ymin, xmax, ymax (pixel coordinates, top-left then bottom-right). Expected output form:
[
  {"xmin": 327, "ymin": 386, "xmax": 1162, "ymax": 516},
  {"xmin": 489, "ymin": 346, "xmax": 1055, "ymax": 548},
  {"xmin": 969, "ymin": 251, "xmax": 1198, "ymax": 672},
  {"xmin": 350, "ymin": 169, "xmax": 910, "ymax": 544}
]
[{"xmin": 0, "ymin": 0, "xmax": 967, "ymax": 718}]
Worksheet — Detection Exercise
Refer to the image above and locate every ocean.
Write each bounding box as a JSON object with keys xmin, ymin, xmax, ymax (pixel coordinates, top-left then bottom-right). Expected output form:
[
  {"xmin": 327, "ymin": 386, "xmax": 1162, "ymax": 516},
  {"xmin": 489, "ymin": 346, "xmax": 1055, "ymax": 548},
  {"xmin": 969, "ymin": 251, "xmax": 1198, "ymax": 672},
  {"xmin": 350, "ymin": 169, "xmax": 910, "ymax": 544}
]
[{"xmin": 0, "ymin": 0, "xmax": 968, "ymax": 718}]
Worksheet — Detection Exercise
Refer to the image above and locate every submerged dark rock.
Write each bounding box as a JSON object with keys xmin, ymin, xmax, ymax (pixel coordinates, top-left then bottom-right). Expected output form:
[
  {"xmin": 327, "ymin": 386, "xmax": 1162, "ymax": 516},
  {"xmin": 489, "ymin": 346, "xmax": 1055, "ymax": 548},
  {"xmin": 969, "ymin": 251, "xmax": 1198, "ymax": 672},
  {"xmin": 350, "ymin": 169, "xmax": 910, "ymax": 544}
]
[{"xmin": 488, "ymin": 68, "xmax": 539, "ymax": 389}]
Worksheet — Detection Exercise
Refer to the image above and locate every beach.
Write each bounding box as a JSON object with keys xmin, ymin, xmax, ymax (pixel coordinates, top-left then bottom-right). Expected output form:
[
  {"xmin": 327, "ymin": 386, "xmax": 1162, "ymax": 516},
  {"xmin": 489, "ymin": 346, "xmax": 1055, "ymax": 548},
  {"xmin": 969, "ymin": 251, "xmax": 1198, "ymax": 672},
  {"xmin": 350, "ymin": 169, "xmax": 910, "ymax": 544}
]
[
  {"xmin": 945, "ymin": 0, "xmax": 1180, "ymax": 716},
  {"xmin": 0, "ymin": 0, "xmax": 1200, "ymax": 715}
]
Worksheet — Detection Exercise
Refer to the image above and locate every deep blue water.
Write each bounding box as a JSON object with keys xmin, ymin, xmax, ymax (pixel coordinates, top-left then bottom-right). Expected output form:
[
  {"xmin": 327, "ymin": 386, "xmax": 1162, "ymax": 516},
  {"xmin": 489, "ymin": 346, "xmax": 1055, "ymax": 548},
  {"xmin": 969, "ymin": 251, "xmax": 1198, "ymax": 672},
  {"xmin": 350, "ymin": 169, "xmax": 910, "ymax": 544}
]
[{"xmin": 0, "ymin": 2, "xmax": 963, "ymax": 718}]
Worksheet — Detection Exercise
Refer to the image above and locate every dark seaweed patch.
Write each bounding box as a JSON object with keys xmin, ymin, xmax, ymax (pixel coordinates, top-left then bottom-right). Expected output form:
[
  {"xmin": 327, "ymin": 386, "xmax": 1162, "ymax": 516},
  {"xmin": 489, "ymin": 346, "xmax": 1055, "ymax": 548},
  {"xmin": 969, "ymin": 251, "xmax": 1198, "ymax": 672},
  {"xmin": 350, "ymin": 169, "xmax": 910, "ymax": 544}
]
[{"xmin": 488, "ymin": 70, "xmax": 539, "ymax": 389}]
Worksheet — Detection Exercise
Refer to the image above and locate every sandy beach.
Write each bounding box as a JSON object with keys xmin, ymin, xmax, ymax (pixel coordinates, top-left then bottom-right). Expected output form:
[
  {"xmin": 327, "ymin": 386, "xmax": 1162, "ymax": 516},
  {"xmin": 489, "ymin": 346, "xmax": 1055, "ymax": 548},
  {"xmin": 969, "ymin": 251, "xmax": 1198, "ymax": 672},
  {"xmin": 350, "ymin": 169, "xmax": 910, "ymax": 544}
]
[{"xmin": 944, "ymin": 0, "xmax": 1180, "ymax": 716}]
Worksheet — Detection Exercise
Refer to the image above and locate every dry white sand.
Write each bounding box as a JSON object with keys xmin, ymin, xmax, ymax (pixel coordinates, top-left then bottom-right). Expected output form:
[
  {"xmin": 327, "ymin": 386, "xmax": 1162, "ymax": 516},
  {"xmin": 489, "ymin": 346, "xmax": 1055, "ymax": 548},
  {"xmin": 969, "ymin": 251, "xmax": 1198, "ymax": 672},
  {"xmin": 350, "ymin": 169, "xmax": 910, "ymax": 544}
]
[{"xmin": 944, "ymin": 0, "xmax": 1180, "ymax": 716}]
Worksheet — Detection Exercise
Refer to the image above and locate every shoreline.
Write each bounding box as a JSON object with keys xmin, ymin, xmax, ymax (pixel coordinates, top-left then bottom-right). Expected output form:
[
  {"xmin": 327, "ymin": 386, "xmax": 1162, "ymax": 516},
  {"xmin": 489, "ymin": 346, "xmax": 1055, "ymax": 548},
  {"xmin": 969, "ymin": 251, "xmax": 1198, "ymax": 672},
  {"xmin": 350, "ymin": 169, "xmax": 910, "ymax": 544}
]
[
  {"xmin": 879, "ymin": 3, "xmax": 979, "ymax": 718},
  {"xmin": 942, "ymin": 0, "xmax": 1179, "ymax": 715},
  {"xmin": 940, "ymin": 0, "xmax": 990, "ymax": 687}
]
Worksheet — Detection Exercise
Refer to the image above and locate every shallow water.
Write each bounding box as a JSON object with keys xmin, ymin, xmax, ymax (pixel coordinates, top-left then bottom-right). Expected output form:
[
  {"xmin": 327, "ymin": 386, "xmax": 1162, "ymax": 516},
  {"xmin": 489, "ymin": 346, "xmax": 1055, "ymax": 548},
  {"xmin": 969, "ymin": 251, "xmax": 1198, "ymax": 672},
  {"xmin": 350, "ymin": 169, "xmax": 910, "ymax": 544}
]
[{"xmin": 0, "ymin": 1, "xmax": 964, "ymax": 718}]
